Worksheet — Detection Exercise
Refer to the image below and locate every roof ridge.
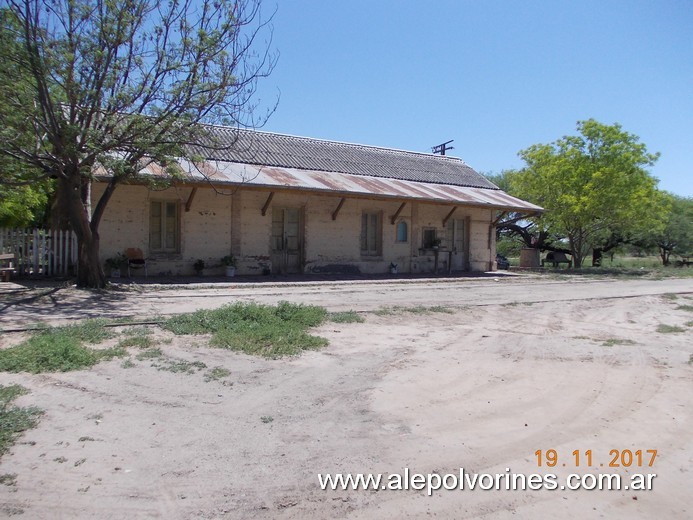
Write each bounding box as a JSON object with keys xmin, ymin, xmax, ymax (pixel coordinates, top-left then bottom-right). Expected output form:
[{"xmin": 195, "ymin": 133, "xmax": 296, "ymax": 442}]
[
  {"xmin": 190, "ymin": 124, "xmax": 498, "ymax": 190},
  {"xmin": 203, "ymin": 124, "xmax": 466, "ymax": 163}
]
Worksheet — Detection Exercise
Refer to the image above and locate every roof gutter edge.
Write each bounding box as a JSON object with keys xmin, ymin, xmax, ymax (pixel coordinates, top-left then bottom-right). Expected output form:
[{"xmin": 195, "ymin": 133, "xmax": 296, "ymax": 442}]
[{"xmin": 92, "ymin": 175, "xmax": 544, "ymax": 213}]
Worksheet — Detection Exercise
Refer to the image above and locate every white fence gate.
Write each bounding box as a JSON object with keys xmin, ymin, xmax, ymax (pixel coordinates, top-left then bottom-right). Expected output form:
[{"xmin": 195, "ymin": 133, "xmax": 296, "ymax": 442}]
[{"xmin": 0, "ymin": 228, "xmax": 78, "ymax": 277}]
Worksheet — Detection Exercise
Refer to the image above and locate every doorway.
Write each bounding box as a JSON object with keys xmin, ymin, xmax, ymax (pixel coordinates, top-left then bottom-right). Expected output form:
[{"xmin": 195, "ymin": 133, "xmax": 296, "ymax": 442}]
[
  {"xmin": 271, "ymin": 207, "xmax": 303, "ymax": 274},
  {"xmin": 446, "ymin": 218, "xmax": 469, "ymax": 271}
]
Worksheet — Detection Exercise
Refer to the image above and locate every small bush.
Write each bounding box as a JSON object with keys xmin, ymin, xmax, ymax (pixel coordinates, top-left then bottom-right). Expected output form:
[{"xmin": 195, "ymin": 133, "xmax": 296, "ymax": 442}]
[
  {"xmin": 0, "ymin": 333, "xmax": 98, "ymax": 373},
  {"xmin": 375, "ymin": 305, "xmax": 453, "ymax": 316},
  {"xmin": 210, "ymin": 327, "xmax": 327, "ymax": 358},
  {"xmin": 97, "ymin": 346, "xmax": 127, "ymax": 360},
  {"xmin": 163, "ymin": 302, "xmax": 328, "ymax": 358},
  {"xmin": 116, "ymin": 335, "xmax": 154, "ymax": 349},
  {"xmin": 120, "ymin": 326, "xmax": 153, "ymax": 337},
  {"xmin": 275, "ymin": 301, "xmax": 327, "ymax": 327},
  {"xmin": 0, "ymin": 385, "xmax": 27, "ymax": 407},
  {"xmin": 135, "ymin": 348, "xmax": 163, "ymax": 360},
  {"xmin": 204, "ymin": 367, "xmax": 231, "ymax": 382},
  {"xmin": 0, "ymin": 385, "xmax": 43, "ymax": 455},
  {"xmin": 156, "ymin": 359, "xmax": 206, "ymax": 374},
  {"xmin": 602, "ymin": 339, "xmax": 637, "ymax": 347},
  {"xmin": 657, "ymin": 324, "xmax": 686, "ymax": 334},
  {"xmin": 329, "ymin": 311, "xmax": 365, "ymax": 323},
  {"xmin": 64, "ymin": 319, "xmax": 115, "ymax": 344},
  {"xmin": 0, "ymin": 320, "xmax": 122, "ymax": 374},
  {"xmin": 0, "ymin": 473, "xmax": 17, "ymax": 486}
]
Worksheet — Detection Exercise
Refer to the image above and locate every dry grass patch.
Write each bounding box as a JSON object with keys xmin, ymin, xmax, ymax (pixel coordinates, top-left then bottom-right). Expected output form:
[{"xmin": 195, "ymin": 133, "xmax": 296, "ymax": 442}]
[
  {"xmin": 657, "ymin": 324, "xmax": 687, "ymax": 334},
  {"xmin": 0, "ymin": 385, "xmax": 42, "ymax": 456}
]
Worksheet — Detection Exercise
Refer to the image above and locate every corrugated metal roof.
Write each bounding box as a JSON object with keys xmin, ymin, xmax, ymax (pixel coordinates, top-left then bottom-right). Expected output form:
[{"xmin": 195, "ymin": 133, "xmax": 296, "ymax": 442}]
[
  {"xmin": 149, "ymin": 159, "xmax": 543, "ymax": 212},
  {"xmin": 187, "ymin": 127, "xmax": 500, "ymax": 190}
]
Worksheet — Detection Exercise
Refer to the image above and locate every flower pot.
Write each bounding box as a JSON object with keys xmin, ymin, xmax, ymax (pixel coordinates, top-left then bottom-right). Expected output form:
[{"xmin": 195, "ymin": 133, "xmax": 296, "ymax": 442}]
[{"xmin": 225, "ymin": 266, "xmax": 236, "ymax": 277}]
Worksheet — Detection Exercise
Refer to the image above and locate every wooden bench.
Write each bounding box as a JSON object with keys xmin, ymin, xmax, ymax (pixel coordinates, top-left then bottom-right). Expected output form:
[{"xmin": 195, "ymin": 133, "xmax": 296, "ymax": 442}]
[
  {"xmin": 0, "ymin": 253, "xmax": 16, "ymax": 282},
  {"xmin": 541, "ymin": 251, "xmax": 572, "ymax": 268}
]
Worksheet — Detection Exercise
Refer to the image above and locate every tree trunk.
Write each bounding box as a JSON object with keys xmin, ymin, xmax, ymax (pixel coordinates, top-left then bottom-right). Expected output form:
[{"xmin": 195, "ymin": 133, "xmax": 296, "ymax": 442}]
[
  {"xmin": 77, "ymin": 231, "xmax": 104, "ymax": 288},
  {"xmin": 569, "ymin": 234, "xmax": 584, "ymax": 268},
  {"xmin": 61, "ymin": 174, "xmax": 106, "ymax": 288},
  {"xmin": 49, "ymin": 180, "xmax": 73, "ymax": 230},
  {"xmin": 659, "ymin": 247, "xmax": 670, "ymax": 266},
  {"xmin": 592, "ymin": 248, "xmax": 603, "ymax": 267}
]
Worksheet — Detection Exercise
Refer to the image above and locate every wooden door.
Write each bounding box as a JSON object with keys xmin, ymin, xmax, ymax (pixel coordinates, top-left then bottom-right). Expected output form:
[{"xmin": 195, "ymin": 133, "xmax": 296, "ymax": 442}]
[
  {"xmin": 271, "ymin": 207, "xmax": 302, "ymax": 274},
  {"xmin": 446, "ymin": 218, "xmax": 468, "ymax": 271}
]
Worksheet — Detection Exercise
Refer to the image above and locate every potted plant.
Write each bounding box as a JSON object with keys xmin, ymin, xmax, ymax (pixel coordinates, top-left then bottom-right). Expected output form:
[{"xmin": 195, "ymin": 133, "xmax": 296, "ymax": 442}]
[
  {"xmin": 221, "ymin": 255, "xmax": 237, "ymax": 277},
  {"xmin": 193, "ymin": 259, "xmax": 205, "ymax": 276},
  {"xmin": 105, "ymin": 253, "xmax": 126, "ymax": 278},
  {"xmin": 431, "ymin": 238, "xmax": 442, "ymax": 250},
  {"xmin": 389, "ymin": 262, "xmax": 398, "ymax": 274}
]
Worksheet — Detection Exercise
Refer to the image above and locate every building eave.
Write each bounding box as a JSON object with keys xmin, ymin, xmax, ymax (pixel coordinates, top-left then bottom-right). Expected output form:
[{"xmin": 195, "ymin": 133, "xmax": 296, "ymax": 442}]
[{"xmin": 95, "ymin": 159, "xmax": 543, "ymax": 214}]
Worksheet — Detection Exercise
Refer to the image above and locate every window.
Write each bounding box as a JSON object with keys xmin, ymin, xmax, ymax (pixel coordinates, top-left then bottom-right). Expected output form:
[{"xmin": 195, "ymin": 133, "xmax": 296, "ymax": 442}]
[
  {"xmin": 361, "ymin": 212, "xmax": 382, "ymax": 256},
  {"xmin": 422, "ymin": 228, "xmax": 438, "ymax": 249},
  {"xmin": 150, "ymin": 201, "xmax": 180, "ymax": 253},
  {"xmin": 396, "ymin": 220, "xmax": 408, "ymax": 243}
]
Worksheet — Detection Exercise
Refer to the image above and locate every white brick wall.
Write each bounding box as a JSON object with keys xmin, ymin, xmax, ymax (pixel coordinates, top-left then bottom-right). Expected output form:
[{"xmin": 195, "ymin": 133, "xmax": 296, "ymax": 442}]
[{"xmin": 93, "ymin": 183, "xmax": 496, "ymax": 276}]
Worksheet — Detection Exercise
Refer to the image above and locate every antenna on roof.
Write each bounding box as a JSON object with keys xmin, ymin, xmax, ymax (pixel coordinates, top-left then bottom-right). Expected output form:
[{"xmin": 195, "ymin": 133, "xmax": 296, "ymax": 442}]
[{"xmin": 431, "ymin": 140, "xmax": 454, "ymax": 155}]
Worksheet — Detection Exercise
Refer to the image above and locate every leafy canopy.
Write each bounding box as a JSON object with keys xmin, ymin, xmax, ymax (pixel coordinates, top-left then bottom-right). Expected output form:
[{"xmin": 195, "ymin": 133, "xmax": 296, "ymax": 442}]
[
  {"xmin": 1, "ymin": 0, "xmax": 276, "ymax": 181},
  {"xmin": 510, "ymin": 119, "xmax": 666, "ymax": 267},
  {"xmin": 0, "ymin": 8, "xmax": 53, "ymax": 226},
  {"xmin": 647, "ymin": 193, "xmax": 693, "ymax": 264},
  {"xmin": 0, "ymin": 0, "xmax": 275, "ymax": 286}
]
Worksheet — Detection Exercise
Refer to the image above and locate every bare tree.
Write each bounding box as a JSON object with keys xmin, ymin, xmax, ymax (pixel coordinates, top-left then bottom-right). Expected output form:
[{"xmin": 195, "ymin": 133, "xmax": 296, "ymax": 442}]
[{"xmin": 0, "ymin": 0, "xmax": 276, "ymax": 287}]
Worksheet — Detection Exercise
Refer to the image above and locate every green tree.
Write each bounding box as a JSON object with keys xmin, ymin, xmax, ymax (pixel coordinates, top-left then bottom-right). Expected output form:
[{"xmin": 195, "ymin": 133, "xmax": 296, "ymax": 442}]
[
  {"xmin": 0, "ymin": 0, "xmax": 275, "ymax": 287},
  {"xmin": 0, "ymin": 8, "xmax": 53, "ymax": 227},
  {"xmin": 0, "ymin": 182, "xmax": 53, "ymax": 227},
  {"xmin": 510, "ymin": 119, "xmax": 666, "ymax": 268},
  {"xmin": 486, "ymin": 169, "xmax": 565, "ymax": 254},
  {"xmin": 649, "ymin": 194, "xmax": 693, "ymax": 265}
]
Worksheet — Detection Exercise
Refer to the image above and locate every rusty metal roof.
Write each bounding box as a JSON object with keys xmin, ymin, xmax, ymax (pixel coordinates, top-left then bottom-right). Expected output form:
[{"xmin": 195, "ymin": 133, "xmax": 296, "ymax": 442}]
[
  {"xmin": 187, "ymin": 127, "xmax": 500, "ymax": 190},
  {"xmin": 156, "ymin": 158, "xmax": 543, "ymax": 212},
  {"xmin": 94, "ymin": 128, "xmax": 542, "ymax": 212}
]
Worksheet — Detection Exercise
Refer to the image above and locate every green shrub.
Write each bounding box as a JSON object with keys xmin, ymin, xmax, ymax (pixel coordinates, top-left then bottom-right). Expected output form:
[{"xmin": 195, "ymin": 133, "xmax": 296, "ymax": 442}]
[
  {"xmin": 329, "ymin": 311, "xmax": 365, "ymax": 323},
  {"xmin": 163, "ymin": 302, "xmax": 328, "ymax": 358},
  {"xmin": 657, "ymin": 324, "xmax": 686, "ymax": 334},
  {"xmin": 0, "ymin": 327, "xmax": 123, "ymax": 374}
]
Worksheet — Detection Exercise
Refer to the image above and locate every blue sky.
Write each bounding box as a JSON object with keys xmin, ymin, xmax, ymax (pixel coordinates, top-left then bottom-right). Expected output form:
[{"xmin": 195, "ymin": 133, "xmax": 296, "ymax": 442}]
[{"xmin": 253, "ymin": 0, "xmax": 692, "ymax": 197}]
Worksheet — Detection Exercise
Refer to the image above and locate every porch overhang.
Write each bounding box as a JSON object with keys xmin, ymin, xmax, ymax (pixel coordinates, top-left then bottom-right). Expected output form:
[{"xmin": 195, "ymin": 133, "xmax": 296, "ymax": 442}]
[{"xmin": 97, "ymin": 159, "xmax": 544, "ymax": 214}]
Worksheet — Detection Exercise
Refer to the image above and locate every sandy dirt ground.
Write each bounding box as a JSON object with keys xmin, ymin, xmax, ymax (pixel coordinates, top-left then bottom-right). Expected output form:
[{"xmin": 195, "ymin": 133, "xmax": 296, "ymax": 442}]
[{"xmin": 0, "ymin": 275, "xmax": 691, "ymax": 519}]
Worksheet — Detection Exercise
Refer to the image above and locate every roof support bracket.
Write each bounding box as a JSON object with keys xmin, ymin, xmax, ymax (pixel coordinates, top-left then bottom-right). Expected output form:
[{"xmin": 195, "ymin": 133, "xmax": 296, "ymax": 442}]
[
  {"xmin": 442, "ymin": 206, "xmax": 457, "ymax": 227},
  {"xmin": 261, "ymin": 191, "xmax": 275, "ymax": 216},
  {"xmin": 332, "ymin": 197, "xmax": 346, "ymax": 221},
  {"xmin": 185, "ymin": 187, "xmax": 197, "ymax": 212},
  {"xmin": 390, "ymin": 202, "xmax": 406, "ymax": 225},
  {"xmin": 492, "ymin": 211, "xmax": 508, "ymax": 226}
]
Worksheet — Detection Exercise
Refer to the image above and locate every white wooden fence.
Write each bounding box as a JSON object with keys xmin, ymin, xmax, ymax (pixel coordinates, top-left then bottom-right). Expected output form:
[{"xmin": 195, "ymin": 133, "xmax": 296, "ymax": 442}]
[{"xmin": 0, "ymin": 228, "xmax": 78, "ymax": 277}]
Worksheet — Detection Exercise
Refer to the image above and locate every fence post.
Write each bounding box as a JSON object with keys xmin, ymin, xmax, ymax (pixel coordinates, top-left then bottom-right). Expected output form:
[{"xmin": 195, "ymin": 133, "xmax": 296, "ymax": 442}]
[
  {"xmin": 72, "ymin": 231, "xmax": 78, "ymax": 276},
  {"xmin": 0, "ymin": 228, "xmax": 78, "ymax": 278},
  {"xmin": 32, "ymin": 229, "xmax": 39, "ymax": 274}
]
